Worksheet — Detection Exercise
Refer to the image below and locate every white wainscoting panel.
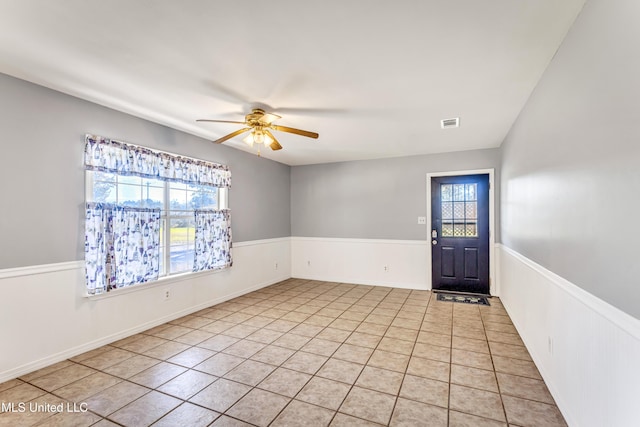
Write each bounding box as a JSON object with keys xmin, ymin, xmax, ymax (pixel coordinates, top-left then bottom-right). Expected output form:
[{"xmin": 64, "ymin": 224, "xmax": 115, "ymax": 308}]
[
  {"xmin": 291, "ymin": 237, "xmax": 429, "ymax": 289},
  {"xmin": 0, "ymin": 237, "xmax": 291, "ymax": 383},
  {"xmin": 497, "ymin": 244, "xmax": 640, "ymax": 427}
]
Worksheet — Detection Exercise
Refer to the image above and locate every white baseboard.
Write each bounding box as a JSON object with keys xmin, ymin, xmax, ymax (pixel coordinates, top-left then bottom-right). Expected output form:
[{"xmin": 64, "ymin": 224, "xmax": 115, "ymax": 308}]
[
  {"xmin": 497, "ymin": 244, "xmax": 640, "ymax": 427},
  {"xmin": 291, "ymin": 237, "xmax": 429, "ymax": 289},
  {"xmin": 0, "ymin": 276, "xmax": 283, "ymax": 382},
  {"xmin": 0, "ymin": 237, "xmax": 291, "ymax": 383}
]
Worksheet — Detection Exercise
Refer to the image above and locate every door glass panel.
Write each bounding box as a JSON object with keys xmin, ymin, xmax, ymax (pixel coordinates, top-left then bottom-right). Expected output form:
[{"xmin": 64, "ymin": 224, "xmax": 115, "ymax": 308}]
[
  {"xmin": 453, "ymin": 184, "xmax": 465, "ymax": 201},
  {"xmin": 442, "ymin": 203, "xmax": 453, "ymax": 219},
  {"xmin": 453, "ymin": 202, "xmax": 465, "ymax": 219},
  {"xmin": 465, "ymin": 203, "xmax": 477, "ymax": 219},
  {"xmin": 442, "ymin": 222, "xmax": 453, "ymax": 236},
  {"xmin": 466, "ymin": 222, "xmax": 477, "ymax": 237},
  {"xmin": 441, "ymin": 184, "xmax": 453, "ymax": 202},
  {"xmin": 465, "ymin": 183, "xmax": 476, "ymax": 201},
  {"xmin": 441, "ymin": 182, "xmax": 478, "ymax": 238}
]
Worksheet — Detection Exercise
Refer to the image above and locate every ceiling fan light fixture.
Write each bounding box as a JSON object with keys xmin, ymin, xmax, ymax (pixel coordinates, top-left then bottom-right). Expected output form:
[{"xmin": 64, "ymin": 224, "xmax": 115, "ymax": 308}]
[
  {"xmin": 243, "ymin": 133, "xmax": 255, "ymax": 147},
  {"xmin": 253, "ymin": 130, "xmax": 265, "ymax": 144},
  {"xmin": 243, "ymin": 129, "xmax": 273, "ymax": 147}
]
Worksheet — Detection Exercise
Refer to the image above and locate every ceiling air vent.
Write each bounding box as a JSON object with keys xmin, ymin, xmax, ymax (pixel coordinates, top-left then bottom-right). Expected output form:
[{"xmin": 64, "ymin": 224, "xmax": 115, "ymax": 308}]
[{"xmin": 441, "ymin": 117, "xmax": 460, "ymax": 129}]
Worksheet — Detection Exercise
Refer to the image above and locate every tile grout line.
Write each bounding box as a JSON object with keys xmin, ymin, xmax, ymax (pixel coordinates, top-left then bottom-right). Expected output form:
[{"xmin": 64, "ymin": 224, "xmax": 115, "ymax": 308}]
[
  {"xmin": 446, "ymin": 291, "xmax": 454, "ymax": 426},
  {"xmin": 381, "ymin": 288, "xmax": 430, "ymax": 426},
  {"xmin": 215, "ymin": 280, "xmax": 380, "ymax": 426},
  {"xmin": 292, "ymin": 282, "xmax": 402, "ymax": 426},
  {"xmin": 1, "ymin": 279, "xmax": 563, "ymax": 427}
]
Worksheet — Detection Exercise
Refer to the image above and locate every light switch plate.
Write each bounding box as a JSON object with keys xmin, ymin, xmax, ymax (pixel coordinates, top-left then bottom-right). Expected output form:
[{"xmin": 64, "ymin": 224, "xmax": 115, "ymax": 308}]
[{"xmin": 417, "ymin": 216, "xmax": 426, "ymax": 225}]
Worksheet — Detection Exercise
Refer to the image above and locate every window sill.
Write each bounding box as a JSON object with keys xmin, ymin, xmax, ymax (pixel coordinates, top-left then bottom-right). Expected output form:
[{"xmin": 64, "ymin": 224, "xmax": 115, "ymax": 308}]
[{"xmin": 84, "ymin": 267, "xmax": 229, "ymax": 300}]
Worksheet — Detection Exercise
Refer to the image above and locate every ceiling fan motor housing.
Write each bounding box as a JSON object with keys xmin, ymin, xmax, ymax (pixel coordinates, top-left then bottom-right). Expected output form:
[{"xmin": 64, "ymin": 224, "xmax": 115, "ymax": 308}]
[{"xmin": 246, "ymin": 109, "xmax": 267, "ymax": 125}]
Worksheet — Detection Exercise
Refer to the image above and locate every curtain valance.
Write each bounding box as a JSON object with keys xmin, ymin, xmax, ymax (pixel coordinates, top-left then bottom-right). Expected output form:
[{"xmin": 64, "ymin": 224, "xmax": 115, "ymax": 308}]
[{"xmin": 84, "ymin": 134, "xmax": 231, "ymax": 188}]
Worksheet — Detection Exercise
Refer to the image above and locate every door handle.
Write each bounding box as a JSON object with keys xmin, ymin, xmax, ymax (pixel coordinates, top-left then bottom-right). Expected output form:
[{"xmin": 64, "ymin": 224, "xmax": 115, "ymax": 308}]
[
  {"xmin": 432, "ymin": 239, "xmax": 437, "ymax": 245},
  {"xmin": 431, "ymin": 230, "xmax": 438, "ymax": 238}
]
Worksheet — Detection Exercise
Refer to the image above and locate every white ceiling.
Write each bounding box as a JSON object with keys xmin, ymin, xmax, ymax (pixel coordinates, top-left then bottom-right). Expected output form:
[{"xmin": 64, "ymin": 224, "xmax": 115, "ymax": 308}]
[{"xmin": 0, "ymin": 0, "xmax": 585, "ymax": 165}]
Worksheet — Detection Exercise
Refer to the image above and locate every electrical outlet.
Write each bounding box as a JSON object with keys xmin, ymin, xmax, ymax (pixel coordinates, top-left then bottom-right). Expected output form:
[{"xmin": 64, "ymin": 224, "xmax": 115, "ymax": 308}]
[
  {"xmin": 417, "ymin": 216, "xmax": 426, "ymax": 225},
  {"xmin": 163, "ymin": 289, "xmax": 170, "ymax": 301},
  {"xmin": 384, "ymin": 265, "xmax": 389, "ymax": 272},
  {"xmin": 307, "ymin": 260, "xmax": 311, "ymax": 267}
]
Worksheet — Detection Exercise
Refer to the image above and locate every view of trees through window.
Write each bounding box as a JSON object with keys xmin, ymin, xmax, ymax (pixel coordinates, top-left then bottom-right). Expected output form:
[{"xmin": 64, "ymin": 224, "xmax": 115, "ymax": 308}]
[{"xmin": 87, "ymin": 170, "xmax": 222, "ymax": 275}]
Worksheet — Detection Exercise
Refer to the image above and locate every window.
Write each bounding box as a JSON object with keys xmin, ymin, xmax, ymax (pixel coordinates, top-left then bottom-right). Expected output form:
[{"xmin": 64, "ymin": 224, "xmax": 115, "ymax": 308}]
[
  {"xmin": 86, "ymin": 171, "xmax": 228, "ymax": 276},
  {"xmin": 83, "ymin": 135, "xmax": 231, "ymax": 295},
  {"xmin": 440, "ymin": 183, "xmax": 478, "ymax": 237}
]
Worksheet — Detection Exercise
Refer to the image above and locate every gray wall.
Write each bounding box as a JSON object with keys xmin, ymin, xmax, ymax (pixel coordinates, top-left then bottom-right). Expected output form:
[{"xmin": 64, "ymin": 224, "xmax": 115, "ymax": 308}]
[
  {"xmin": 500, "ymin": 0, "xmax": 640, "ymax": 318},
  {"xmin": 0, "ymin": 73, "xmax": 291, "ymax": 269},
  {"xmin": 291, "ymin": 149, "xmax": 500, "ymax": 240}
]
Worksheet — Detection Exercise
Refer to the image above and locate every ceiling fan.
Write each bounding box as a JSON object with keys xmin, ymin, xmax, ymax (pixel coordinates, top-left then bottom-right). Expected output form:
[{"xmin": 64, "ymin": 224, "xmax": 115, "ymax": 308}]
[{"xmin": 197, "ymin": 108, "xmax": 319, "ymax": 152}]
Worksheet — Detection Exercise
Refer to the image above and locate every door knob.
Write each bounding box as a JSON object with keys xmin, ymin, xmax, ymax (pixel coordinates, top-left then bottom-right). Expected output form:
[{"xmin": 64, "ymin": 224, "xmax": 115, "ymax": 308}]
[{"xmin": 432, "ymin": 239, "xmax": 437, "ymax": 245}]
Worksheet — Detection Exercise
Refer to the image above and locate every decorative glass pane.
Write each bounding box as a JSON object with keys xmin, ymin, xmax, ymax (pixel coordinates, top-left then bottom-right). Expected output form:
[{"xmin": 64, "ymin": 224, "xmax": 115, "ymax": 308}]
[
  {"xmin": 466, "ymin": 222, "xmax": 477, "ymax": 237},
  {"xmin": 439, "ymin": 180, "xmax": 481, "ymax": 238},
  {"xmin": 465, "ymin": 202, "xmax": 477, "ymax": 219},
  {"xmin": 441, "ymin": 184, "xmax": 452, "ymax": 202},
  {"xmin": 453, "ymin": 184, "xmax": 465, "ymax": 201},
  {"xmin": 453, "ymin": 202, "xmax": 465, "ymax": 219},
  {"xmin": 441, "ymin": 202, "xmax": 453, "ymax": 219},
  {"xmin": 465, "ymin": 183, "xmax": 477, "ymax": 201}
]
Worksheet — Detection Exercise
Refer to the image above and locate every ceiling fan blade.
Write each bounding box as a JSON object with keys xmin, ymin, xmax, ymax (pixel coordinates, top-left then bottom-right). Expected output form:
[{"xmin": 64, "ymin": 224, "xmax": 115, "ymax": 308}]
[
  {"xmin": 197, "ymin": 119, "xmax": 247, "ymax": 125},
  {"xmin": 213, "ymin": 127, "xmax": 251, "ymax": 144},
  {"xmin": 257, "ymin": 112, "xmax": 281, "ymax": 125},
  {"xmin": 271, "ymin": 125, "xmax": 319, "ymax": 139},
  {"xmin": 265, "ymin": 130, "xmax": 282, "ymax": 151}
]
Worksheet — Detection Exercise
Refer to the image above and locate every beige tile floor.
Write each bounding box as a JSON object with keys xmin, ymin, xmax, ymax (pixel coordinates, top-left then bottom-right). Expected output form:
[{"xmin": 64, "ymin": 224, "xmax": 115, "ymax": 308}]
[{"xmin": 0, "ymin": 279, "xmax": 567, "ymax": 427}]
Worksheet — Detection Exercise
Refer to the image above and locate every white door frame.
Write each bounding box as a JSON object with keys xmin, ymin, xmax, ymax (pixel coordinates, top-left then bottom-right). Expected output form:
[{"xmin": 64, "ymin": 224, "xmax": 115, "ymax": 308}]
[{"xmin": 426, "ymin": 169, "xmax": 496, "ymax": 295}]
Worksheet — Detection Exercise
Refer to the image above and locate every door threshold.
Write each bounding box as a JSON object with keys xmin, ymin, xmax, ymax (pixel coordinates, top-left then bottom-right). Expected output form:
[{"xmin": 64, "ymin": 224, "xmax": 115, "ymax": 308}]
[{"xmin": 433, "ymin": 289, "xmax": 492, "ymax": 298}]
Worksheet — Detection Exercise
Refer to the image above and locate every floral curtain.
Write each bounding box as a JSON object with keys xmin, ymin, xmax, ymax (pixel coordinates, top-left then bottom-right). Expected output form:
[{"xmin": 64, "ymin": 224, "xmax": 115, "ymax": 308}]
[
  {"xmin": 84, "ymin": 134, "xmax": 231, "ymax": 189},
  {"xmin": 193, "ymin": 210, "xmax": 233, "ymax": 272},
  {"xmin": 85, "ymin": 205, "xmax": 111, "ymax": 295},
  {"xmin": 85, "ymin": 203, "xmax": 161, "ymax": 294}
]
